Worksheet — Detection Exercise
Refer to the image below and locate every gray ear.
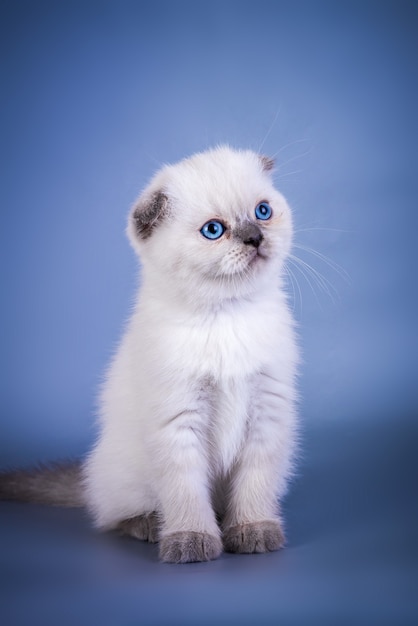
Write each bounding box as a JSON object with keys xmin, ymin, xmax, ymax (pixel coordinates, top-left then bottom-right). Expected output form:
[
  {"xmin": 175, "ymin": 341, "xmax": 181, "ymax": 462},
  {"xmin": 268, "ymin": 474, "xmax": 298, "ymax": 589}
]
[
  {"xmin": 260, "ymin": 155, "xmax": 275, "ymax": 172},
  {"xmin": 132, "ymin": 191, "xmax": 169, "ymax": 240}
]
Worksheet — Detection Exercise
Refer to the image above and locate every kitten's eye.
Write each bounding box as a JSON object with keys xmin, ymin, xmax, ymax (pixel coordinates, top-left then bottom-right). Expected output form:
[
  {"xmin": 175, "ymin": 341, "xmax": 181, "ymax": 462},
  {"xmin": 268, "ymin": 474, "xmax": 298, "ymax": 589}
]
[
  {"xmin": 255, "ymin": 202, "xmax": 272, "ymax": 220},
  {"xmin": 200, "ymin": 220, "xmax": 225, "ymax": 240}
]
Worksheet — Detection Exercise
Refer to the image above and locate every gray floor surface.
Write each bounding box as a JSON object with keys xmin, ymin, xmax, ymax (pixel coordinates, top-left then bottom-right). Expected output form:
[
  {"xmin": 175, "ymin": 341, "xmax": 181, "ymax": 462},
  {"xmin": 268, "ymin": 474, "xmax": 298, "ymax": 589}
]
[{"xmin": 1, "ymin": 414, "xmax": 417, "ymax": 626}]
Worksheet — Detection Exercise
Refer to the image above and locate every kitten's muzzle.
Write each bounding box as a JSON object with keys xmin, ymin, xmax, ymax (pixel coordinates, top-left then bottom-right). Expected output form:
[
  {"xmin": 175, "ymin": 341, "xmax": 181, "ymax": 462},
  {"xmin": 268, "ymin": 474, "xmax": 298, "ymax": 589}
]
[{"xmin": 236, "ymin": 223, "xmax": 264, "ymax": 249}]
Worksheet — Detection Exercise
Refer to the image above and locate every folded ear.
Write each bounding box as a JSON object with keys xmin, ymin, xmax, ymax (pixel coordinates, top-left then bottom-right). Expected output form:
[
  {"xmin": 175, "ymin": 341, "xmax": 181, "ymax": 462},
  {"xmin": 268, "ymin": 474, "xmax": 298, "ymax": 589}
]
[
  {"xmin": 259, "ymin": 155, "xmax": 275, "ymax": 173},
  {"xmin": 131, "ymin": 191, "xmax": 169, "ymax": 241}
]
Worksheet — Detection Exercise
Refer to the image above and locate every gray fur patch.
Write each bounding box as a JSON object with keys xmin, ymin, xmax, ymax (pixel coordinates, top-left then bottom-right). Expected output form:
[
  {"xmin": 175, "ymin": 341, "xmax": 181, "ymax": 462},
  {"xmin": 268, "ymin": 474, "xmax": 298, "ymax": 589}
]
[
  {"xmin": 118, "ymin": 512, "xmax": 160, "ymax": 543},
  {"xmin": 132, "ymin": 191, "xmax": 169, "ymax": 240},
  {"xmin": 260, "ymin": 155, "xmax": 275, "ymax": 172},
  {"xmin": 0, "ymin": 462, "xmax": 83, "ymax": 507},
  {"xmin": 159, "ymin": 531, "xmax": 222, "ymax": 563},
  {"xmin": 223, "ymin": 520, "xmax": 284, "ymax": 553}
]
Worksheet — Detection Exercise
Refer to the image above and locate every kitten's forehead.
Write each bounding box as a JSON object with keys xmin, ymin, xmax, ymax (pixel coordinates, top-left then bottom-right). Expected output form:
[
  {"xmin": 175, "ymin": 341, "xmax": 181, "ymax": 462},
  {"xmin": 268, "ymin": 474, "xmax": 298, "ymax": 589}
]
[{"xmin": 164, "ymin": 147, "xmax": 272, "ymax": 219}]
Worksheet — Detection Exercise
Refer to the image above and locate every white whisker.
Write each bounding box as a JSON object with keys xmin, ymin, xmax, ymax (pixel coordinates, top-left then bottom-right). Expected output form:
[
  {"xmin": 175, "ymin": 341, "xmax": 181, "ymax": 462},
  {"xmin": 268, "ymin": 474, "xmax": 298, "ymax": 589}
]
[
  {"xmin": 288, "ymin": 256, "xmax": 324, "ymax": 305},
  {"xmin": 293, "ymin": 243, "xmax": 351, "ymax": 284},
  {"xmin": 269, "ymin": 138, "xmax": 311, "ymax": 161},
  {"xmin": 288, "ymin": 254, "xmax": 339, "ymax": 306},
  {"xmin": 295, "ymin": 226, "xmax": 352, "ymax": 235},
  {"xmin": 276, "ymin": 169, "xmax": 303, "ymax": 179},
  {"xmin": 258, "ymin": 106, "xmax": 282, "ymax": 153},
  {"xmin": 277, "ymin": 147, "xmax": 313, "ymax": 171},
  {"xmin": 283, "ymin": 264, "xmax": 301, "ymax": 313}
]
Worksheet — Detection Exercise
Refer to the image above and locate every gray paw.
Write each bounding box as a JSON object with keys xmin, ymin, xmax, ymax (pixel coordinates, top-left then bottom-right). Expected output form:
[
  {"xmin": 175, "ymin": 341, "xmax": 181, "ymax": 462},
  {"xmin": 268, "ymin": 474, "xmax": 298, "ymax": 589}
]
[
  {"xmin": 118, "ymin": 512, "xmax": 159, "ymax": 543},
  {"xmin": 223, "ymin": 520, "xmax": 285, "ymax": 554},
  {"xmin": 159, "ymin": 531, "xmax": 222, "ymax": 563}
]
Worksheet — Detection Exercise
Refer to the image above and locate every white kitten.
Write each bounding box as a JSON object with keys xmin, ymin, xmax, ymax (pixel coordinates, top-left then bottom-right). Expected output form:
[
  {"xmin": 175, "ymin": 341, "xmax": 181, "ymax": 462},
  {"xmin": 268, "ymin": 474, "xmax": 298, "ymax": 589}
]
[{"xmin": 0, "ymin": 146, "xmax": 298, "ymax": 563}]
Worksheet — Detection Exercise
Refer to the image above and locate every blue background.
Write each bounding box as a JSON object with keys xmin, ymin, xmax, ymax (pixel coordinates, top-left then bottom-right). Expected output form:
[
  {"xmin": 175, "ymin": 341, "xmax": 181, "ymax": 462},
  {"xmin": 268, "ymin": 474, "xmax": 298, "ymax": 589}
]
[{"xmin": 1, "ymin": 1, "xmax": 417, "ymax": 625}]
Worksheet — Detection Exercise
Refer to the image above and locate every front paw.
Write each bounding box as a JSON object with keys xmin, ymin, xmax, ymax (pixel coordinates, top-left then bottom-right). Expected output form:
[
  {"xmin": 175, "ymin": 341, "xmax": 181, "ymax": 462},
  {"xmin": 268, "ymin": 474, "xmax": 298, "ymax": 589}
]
[
  {"xmin": 159, "ymin": 531, "xmax": 222, "ymax": 563},
  {"xmin": 223, "ymin": 520, "xmax": 285, "ymax": 554}
]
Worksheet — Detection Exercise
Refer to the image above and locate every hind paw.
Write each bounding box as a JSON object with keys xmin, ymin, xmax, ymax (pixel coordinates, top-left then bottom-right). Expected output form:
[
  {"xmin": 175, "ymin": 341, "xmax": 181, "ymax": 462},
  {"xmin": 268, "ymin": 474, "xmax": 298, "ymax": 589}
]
[{"xmin": 118, "ymin": 512, "xmax": 159, "ymax": 543}]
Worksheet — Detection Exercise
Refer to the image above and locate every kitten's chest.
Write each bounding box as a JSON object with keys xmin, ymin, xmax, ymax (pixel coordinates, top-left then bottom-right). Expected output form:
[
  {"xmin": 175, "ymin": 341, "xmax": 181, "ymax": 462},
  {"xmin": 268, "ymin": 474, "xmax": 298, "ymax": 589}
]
[
  {"xmin": 159, "ymin": 303, "xmax": 279, "ymax": 379},
  {"xmin": 209, "ymin": 377, "xmax": 253, "ymax": 473}
]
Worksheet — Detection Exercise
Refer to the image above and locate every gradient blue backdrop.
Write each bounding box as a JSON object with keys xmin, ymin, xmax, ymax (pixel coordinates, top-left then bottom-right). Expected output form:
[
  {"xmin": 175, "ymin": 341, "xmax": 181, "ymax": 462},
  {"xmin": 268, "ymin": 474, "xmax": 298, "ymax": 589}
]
[{"xmin": 1, "ymin": 1, "xmax": 417, "ymax": 625}]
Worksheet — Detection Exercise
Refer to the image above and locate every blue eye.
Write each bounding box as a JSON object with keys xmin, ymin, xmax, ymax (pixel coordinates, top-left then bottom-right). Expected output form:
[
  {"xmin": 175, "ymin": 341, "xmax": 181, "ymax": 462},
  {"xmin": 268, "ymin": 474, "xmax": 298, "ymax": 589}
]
[
  {"xmin": 200, "ymin": 220, "xmax": 225, "ymax": 240},
  {"xmin": 255, "ymin": 202, "xmax": 272, "ymax": 220}
]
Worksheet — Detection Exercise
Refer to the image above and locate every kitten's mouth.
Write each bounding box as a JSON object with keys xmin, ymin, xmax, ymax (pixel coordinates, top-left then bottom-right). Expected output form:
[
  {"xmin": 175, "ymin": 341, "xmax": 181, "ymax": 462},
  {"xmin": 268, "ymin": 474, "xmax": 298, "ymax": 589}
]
[
  {"xmin": 248, "ymin": 248, "xmax": 268, "ymax": 265},
  {"xmin": 213, "ymin": 248, "xmax": 269, "ymax": 282}
]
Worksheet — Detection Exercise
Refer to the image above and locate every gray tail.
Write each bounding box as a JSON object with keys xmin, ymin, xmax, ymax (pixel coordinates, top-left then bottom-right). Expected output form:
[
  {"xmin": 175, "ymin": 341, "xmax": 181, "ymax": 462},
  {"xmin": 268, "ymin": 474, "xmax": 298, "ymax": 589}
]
[{"xmin": 0, "ymin": 461, "xmax": 84, "ymax": 507}]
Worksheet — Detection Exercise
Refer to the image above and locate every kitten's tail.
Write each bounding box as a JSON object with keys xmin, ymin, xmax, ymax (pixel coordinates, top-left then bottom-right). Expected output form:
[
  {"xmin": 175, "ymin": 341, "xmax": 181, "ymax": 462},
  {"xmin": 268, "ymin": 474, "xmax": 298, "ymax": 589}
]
[{"xmin": 0, "ymin": 461, "xmax": 84, "ymax": 507}]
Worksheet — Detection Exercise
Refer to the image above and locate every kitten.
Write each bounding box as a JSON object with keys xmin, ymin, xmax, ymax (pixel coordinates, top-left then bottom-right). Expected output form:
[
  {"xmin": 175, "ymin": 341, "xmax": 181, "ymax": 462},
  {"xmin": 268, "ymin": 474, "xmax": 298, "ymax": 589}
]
[{"xmin": 0, "ymin": 146, "xmax": 298, "ymax": 563}]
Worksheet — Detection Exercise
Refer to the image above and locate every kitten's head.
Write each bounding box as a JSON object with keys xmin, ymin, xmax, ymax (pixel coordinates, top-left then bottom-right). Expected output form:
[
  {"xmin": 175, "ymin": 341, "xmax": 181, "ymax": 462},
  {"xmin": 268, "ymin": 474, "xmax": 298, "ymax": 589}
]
[{"xmin": 127, "ymin": 146, "xmax": 292, "ymax": 302}]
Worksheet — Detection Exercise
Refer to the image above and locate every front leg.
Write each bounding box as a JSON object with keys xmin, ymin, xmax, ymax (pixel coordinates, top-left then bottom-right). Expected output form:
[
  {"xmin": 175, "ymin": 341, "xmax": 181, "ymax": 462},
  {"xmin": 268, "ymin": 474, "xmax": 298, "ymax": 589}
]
[
  {"xmin": 148, "ymin": 401, "xmax": 222, "ymax": 563},
  {"xmin": 223, "ymin": 371, "xmax": 297, "ymax": 553}
]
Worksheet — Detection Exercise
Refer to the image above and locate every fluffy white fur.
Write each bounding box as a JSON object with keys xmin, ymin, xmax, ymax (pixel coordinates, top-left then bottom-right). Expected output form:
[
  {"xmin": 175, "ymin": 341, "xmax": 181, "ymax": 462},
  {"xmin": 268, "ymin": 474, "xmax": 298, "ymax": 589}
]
[{"xmin": 83, "ymin": 146, "xmax": 298, "ymax": 562}]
